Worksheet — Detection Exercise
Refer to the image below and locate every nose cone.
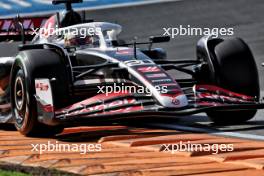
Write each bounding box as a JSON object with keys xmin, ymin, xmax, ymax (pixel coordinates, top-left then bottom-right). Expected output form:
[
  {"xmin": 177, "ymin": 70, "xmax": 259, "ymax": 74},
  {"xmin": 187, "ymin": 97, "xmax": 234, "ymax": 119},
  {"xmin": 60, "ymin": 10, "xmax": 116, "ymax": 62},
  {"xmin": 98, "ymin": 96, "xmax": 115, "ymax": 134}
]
[{"xmin": 158, "ymin": 94, "xmax": 189, "ymax": 108}]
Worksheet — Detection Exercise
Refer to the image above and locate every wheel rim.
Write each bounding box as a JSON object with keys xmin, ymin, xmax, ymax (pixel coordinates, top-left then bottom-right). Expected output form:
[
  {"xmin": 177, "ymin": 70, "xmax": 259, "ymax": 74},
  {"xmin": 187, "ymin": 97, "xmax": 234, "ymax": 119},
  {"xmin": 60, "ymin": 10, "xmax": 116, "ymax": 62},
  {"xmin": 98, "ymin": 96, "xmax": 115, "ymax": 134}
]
[{"xmin": 14, "ymin": 76, "xmax": 25, "ymax": 123}]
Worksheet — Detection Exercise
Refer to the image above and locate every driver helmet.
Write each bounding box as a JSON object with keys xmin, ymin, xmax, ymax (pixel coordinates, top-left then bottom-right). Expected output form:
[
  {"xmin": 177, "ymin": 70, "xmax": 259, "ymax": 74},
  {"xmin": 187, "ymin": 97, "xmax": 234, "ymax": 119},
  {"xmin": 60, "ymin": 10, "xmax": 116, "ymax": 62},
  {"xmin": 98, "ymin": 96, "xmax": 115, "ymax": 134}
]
[{"xmin": 64, "ymin": 33, "xmax": 93, "ymax": 47}]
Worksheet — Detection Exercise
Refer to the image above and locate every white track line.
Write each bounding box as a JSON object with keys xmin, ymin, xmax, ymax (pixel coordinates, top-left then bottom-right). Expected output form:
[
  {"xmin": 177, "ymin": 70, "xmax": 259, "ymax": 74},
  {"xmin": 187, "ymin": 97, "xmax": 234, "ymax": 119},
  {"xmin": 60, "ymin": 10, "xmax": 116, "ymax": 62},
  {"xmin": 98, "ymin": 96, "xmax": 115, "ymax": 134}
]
[
  {"xmin": 0, "ymin": 2, "xmax": 12, "ymax": 10},
  {"xmin": 32, "ymin": 0, "xmax": 97, "ymax": 5},
  {"xmin": 9, "ymin": 0, "xmax": 31, "ymax": 7},
  {"xmin": 77, "ymin": 0, "xmax": 183, "ymax": 11},
  {"xmin": 0, "ymin": 0, "xmax": 184, "ymax": 18},
  {"xmin": 148, "ymin": 123, "xmax": 264, "ymax": 141}
]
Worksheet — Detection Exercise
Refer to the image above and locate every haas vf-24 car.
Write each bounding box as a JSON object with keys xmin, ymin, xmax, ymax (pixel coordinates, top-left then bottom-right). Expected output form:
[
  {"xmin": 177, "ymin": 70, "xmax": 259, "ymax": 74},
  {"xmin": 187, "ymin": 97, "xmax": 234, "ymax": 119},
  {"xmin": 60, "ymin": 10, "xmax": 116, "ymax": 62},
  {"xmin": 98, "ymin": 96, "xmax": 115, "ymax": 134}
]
[{"xmin": 0, "ymin": 0, "xmax": 262, "ymax": 136}]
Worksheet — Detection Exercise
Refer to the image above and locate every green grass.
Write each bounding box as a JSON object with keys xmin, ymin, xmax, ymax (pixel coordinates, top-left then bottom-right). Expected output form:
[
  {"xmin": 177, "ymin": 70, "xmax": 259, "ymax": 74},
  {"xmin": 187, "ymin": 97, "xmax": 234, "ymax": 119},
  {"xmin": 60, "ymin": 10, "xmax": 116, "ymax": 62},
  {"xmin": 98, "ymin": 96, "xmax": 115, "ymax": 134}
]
[{"xmin": 0, "ymin": 169, "xmax": 29, "ymax": 176}]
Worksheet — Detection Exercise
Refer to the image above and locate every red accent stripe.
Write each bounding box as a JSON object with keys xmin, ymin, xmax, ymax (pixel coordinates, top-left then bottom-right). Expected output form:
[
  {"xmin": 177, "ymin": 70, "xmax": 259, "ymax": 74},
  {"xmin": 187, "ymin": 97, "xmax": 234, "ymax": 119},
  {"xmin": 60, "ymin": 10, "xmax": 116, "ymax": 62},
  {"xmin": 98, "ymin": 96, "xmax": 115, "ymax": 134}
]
[
  {"xmin": 56, "ymin": 92, "xmax": 132, "ymax": 114},
  {"xmin": 196, "ymin": 85, "xmax": 254, "ymax": 100},
  {"xmin": 41, "ymin": 104, "xmax": 54, "ymax": 113}
]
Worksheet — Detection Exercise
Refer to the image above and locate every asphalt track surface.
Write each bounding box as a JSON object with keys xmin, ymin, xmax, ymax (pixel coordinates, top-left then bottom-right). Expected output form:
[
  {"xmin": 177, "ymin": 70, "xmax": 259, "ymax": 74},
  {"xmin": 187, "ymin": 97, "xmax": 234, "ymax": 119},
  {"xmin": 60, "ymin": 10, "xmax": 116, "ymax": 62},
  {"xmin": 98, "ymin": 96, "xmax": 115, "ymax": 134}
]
[
  {"xmin": 1, "ymin": 0, "xmax": 264, "ymax": 138},
  {"xmin": 84, "ymin": 0, "xmax": 264, "ymax": 138}
]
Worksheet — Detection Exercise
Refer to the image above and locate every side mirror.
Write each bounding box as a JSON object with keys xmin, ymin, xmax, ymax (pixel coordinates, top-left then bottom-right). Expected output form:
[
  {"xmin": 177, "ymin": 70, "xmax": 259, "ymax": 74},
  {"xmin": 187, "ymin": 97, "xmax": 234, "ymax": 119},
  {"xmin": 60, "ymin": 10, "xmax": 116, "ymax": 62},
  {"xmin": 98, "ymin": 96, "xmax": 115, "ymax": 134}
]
[{"xmin": 149, "ymin": 36, "xmax": 170, "ymax": 43}]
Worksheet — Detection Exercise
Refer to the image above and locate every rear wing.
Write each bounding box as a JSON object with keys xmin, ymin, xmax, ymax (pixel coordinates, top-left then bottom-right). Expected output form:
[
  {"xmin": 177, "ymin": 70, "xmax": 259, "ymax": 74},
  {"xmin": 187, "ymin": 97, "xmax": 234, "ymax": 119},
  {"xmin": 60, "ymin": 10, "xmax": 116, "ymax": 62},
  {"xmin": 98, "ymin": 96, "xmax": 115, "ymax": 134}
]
[{"xmin": 0, "ymin": 16, "xmax": 48, "ymax": 42}]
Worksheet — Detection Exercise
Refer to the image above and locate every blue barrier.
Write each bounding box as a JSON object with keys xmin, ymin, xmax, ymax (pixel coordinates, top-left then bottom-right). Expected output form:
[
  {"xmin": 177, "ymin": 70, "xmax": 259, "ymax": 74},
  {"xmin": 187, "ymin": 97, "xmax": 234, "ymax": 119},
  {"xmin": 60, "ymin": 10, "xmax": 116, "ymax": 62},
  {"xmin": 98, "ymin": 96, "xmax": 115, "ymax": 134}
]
[{"xmin": 0, "ymin": 0, "xmax": 146, "ymax": 17}]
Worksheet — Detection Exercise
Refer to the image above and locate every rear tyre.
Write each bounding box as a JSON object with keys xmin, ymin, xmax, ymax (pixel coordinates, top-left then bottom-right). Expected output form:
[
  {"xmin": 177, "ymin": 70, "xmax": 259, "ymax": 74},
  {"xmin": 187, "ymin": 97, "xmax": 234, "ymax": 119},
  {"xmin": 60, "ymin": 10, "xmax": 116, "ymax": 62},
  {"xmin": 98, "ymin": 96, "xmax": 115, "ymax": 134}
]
[{"xmin": 198, "ymin": 38, "xmax": 260, "ymax": 124}]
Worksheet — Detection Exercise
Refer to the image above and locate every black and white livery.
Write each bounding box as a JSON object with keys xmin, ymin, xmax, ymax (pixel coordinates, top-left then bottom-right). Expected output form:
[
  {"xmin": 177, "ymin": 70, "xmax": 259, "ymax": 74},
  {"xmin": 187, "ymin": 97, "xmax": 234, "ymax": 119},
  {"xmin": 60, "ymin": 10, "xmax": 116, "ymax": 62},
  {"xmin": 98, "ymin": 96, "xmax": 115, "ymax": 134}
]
[{"xmin": 0, "ymin": 0, "xmax": 263, "ymax": 136}]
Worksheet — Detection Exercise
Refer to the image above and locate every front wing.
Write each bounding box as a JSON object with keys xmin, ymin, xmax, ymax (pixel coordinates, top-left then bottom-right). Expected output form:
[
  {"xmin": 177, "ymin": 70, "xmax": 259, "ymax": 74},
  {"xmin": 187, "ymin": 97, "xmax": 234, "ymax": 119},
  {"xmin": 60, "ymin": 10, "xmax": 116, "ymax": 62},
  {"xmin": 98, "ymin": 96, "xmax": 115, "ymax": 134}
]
[{"xmin": 35, "ymin": 80, "xmax": 264, "ymax": 126}]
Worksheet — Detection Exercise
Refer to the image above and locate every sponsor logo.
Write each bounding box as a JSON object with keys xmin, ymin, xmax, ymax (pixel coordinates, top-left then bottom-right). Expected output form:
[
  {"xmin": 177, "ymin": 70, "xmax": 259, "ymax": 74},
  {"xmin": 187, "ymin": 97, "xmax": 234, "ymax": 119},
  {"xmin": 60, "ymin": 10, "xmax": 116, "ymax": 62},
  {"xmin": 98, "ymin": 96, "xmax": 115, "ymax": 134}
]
[
  {"xmin": 116, "ymin": 49, "xmax": 134, "ymax": 55},
  {"xmin": 146, "ymin": 73, "xmax": 167, "ymax": 78},
  {"xmin": 137, "ymin": 66, "xmax": 161, "ymax": 73},
  {"xmin": 171, "ymin": 97, "xmax": 180, "ymax": 105},
  {"xmin": 35, "ymin": 83, "xmax": 49, "ymax": 91},
  {"xmin": 151, "ymin": 79, "xmax": 172, "ymax": 83},
  {"xmin": 70, "ymin": 99, "xmax": 137, "ymax": 116},
  {"xmin": 124, "ymin": 60, "xmax": 147, "ymax": 66},
  {"xmin": 89, "ymin": 99, "xmax": 137, "ymax": 112},
  {"xmin": 196, "ymin": 93, "xmax": 249, "ymax": 103}
]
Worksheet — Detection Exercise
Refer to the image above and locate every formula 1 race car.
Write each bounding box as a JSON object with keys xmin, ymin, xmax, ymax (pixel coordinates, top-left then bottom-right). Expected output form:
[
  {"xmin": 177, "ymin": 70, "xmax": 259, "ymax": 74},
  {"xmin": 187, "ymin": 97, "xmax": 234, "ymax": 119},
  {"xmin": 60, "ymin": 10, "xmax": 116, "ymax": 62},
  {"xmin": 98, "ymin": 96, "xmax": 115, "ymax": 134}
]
[{"xmin": 0, "ymin": 0, "xmax": 263, "ymax": 137}]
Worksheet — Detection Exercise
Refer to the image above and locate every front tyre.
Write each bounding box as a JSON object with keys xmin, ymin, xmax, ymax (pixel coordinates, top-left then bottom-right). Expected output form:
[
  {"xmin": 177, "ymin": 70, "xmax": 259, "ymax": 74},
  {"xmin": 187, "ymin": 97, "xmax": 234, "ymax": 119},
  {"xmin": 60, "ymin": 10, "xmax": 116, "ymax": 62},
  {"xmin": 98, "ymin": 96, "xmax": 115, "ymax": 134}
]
[
  {"xmin": 198, "ymin": 38, "xmax": 260, "ymax": 124},
  {"xmin": 13, "ymin": 69, "xmax": 33, "ymax": 134},
  {"xmin": 11, "ymin": 50, "xmax": 66, "ymax": 137}
]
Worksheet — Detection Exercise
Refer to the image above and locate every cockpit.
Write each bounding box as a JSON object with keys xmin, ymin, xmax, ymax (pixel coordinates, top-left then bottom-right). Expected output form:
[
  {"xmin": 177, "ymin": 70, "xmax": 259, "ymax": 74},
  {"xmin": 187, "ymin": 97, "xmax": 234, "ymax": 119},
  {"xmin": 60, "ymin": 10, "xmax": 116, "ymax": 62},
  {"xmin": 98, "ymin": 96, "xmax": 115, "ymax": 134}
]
[{"xmin": 42, "ymin": 22, "xmax": 122, "ymax": 50}]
